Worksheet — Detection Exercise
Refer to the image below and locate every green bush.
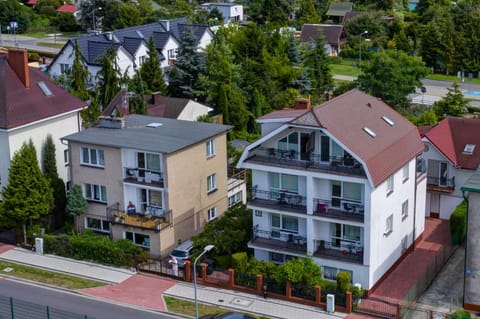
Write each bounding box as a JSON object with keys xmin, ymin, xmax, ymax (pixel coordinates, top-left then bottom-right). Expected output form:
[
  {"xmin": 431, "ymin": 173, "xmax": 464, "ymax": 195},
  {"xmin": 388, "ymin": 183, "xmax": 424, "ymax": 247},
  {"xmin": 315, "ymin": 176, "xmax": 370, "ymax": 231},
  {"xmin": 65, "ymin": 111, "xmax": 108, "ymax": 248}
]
[
  {"xmin": 43, "ymin": 231, "xmax": 147, "ymax": 267},
  {"xmin": 336, "ymin": 271, "xmax": 351, "ymax": 293},
  {"xmin": 450, "ymin": 310, "xmax": 471, "ymax": 318},
  {"xmin": 450, "ymin": 201, "xmax": 467, "ymax": 245},
  {"xmin": 232, "ymin": 252, "xmax": 248, "ymax": 273}
]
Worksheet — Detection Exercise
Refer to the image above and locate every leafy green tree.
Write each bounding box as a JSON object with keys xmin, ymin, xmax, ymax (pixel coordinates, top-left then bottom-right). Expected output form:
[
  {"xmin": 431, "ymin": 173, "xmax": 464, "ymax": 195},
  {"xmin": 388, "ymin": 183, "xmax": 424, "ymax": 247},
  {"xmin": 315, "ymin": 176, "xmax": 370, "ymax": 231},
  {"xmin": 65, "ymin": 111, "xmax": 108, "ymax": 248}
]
[
  {"xmin": 247, "ymin": 0, "xmax": 293, "ymax": 24},
  {"xmin": 103, "ymin": 1, "xmax": 142, "ymax": 30},
  {"xmin": 42, "ymin": 135, "xmax": 67, "ymax": 229},
  {"xmin": 296, "ymin": 0, "xmax": 320, "ymax": 27},
  {"xmin": 96, "ymin": 42, "xmax": 121, "ymax": 109},
  {"xmin": 66, "ymin": 184, "xmax": 88, "ymax": 232},
  {"xmin": 0, "ymin": 140, "xmax": 53, "ymax": 243},
  {"xmin": 55, "ymin": 12, "xmax": 82, "ymax": 32},
  {"xmin": 359, "ymin": 50, "xmax": 429, "ymax": 108},
  {"xmin": 168, "ymin": 29, "xmax": 204, "ymax": 99},
  {"xmin": 79, "ymin": 0, "xmax": 109, "ymax": 31},
  {"xmin": 191, "ymin": 205, "xmax": 252, "ymax": 256},
  {"xmin": 302, "ymin": 32, "xmax": 333, "ymax": 99},
  {"xmin": 0, "ymin": 0, "xmax": 34, "ymax": 33},
  {"xmin": 81, "ymin": 96, "xmax": 102, "ymax": 128},
  {"xmin": 273, "ymin": 256, "xmax": 322, "ymax": 285},
  {"xmin": 433, "ymin": 82, "xmax": 470, "ymax": 118}
]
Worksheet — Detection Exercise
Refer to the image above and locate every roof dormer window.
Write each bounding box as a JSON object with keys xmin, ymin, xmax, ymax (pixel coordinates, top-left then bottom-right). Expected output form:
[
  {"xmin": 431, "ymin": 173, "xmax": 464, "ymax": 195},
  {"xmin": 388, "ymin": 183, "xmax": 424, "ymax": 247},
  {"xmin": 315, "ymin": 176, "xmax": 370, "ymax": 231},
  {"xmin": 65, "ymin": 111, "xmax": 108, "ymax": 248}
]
[{"xmin": 464, "ymin": 144, "xmax": 475, "ymax": 154}]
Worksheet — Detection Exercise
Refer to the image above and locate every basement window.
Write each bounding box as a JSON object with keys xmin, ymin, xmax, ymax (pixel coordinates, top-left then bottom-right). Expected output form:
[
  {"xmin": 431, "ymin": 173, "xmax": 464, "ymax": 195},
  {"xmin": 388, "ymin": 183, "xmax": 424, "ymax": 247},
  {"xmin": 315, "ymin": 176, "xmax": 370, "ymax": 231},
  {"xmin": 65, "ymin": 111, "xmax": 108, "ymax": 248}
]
[
  {"xmin": 382, "ymin": 116, "xmax": 395, "ymax": 126},
  {"xmin": 362, "ymin": 127, "xmax": 377, "ymax": 138},
  {"xmin": 464, "ymin": 144, "xmax": 475, "ymax": 154},
  {"xmin": 38, "ymin": 81, "xmax": 53, "ymax": 96}
]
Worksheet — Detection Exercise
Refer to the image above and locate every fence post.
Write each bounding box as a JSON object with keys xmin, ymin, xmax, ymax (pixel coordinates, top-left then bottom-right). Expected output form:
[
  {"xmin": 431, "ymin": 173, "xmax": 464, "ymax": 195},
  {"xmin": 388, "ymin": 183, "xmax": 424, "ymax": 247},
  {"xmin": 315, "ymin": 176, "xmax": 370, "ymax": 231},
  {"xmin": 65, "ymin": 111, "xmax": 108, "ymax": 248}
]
[
  {"xmin": 286, "ymin": 281, "xmax": 292, "ymax": 299},
  {"xmin": 9, "ymin": 297, "xmax": 14, "ymax": 319},
  {"xmin": 315, "ymin": 285, "xmax": 322, "ymax": 306},
  {"xmin": 201, "ymin": 263, "xmax": 207, "ymax": 281},
  {"xmin": 228, "ymin": 269, "xmax": 234, "ymax": 289},
  {"xmin": 346, "ymin": 291, "xmax": 352, "ymax": 313},
  {"xmin": 256, "ymin": 274, "xmax": 263, "ymax": 296},
  {"xmin": 46, "ymin": 306, "xmax": 50, "ymax": 319},
  {"xmin": 185, "ymin": 260, "xmax": 191, "ymax": 282}
]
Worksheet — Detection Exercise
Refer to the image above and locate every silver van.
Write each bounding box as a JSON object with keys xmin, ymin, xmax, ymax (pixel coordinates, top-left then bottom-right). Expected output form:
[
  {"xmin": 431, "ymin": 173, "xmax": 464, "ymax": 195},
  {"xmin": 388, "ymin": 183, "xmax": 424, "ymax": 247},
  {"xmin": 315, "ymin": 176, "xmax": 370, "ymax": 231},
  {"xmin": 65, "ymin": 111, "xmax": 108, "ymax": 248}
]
[{"xmin": 169, "ymin": 240, "xmax": 194, "ymax": 267}]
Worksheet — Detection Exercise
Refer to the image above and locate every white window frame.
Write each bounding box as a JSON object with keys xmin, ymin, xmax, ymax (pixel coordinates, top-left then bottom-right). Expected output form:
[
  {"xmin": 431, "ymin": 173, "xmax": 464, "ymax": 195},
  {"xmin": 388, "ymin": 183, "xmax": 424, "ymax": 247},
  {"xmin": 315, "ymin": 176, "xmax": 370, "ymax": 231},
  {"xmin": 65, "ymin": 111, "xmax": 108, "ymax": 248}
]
[
  {"xmin": 228, "ymin": 191, "xmax": 243, "ymax": 207},
  {"xmin": 207, "ymin": 173, "xmax": 217, "ymax": 193},
  {"xmin": 206, "ymin": 139, "xmax": 216, "ymax": 158},
  {"xmin": 125, "ymin": 231, "xmax": 150, "ymax": 248},
  {"xmin": 60, "ymin": 63, "xmax": 70, "ymax": 74},
  {"xmin": 323, "ymin": 266, "xmax": 353, "ymax": 282},
  {"xmin": 84, "ymin": 183, "xmax": 107, "ymax": 203},
  {"xmin": 64, "ymin": 149, "xmax": 69, "ymax": 165},
  {"xmin": 208, "ymin": 207, "xmax": 217, "ymax": 221},
  {"xmin": 386, "ymin": 175, "xmax": 394, "ymax": 195},
  {"xmin": 85, "ymin": 217, "xmax": 110, "ymax": 233},
  {"xmin": 402, "ymin": 200, "xmax": 408, "ymax": 221},
  {"xmin": 271, "ymin": 213, "xmax": 298, "ymax": 233},
  {"xmin": 385, "ymin": 214, "xmax": 393, "ymax": 236},
  {"xmin": 81, "ymin": 147, "xmax": 105, "ymax": 168},
  {"xmin": 402, "ymin": 164, "xmax": 409, "ymax": 182}
]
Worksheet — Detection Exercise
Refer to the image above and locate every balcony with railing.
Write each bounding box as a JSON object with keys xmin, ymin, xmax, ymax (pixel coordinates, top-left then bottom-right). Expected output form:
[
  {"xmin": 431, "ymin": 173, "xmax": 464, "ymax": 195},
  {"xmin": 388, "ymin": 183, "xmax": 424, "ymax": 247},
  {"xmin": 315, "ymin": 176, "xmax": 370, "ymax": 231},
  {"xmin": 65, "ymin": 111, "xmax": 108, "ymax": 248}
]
[
  {"xmin": 249, "ymin": 228, "xmax": 307, "ymax": 255},
  {"xmin": 124, "ymin": 167, "xmax": 164, "ymax": 187},
  {"xmin": 313, "ymin": 198, "xmax": 364, "ymax": 222},
  {"xmin": 313, "ymin": 239, "xmax": 363, "ymax": 264},
  {"xmin": 245, "ymin": 147, "xmax": 366, "ymax": 177},
  {"xmin": 249, "ymin": 186, "xmax": 307, "ymax": 215},
  {"xmin": 426, "ymin": 175, "xmax": 455, "ymax": 193},
  {"xmin": 106, "ymin": 202, "xmax": 171, "ymax": 231}
]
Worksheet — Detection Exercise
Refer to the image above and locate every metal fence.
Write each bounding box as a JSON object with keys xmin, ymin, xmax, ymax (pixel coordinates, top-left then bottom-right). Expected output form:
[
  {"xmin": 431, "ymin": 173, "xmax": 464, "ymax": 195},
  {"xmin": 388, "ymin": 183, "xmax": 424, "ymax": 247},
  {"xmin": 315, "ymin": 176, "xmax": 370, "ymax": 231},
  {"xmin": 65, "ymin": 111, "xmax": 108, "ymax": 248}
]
[
  {"xmin": 0, "ymin": 295, "xmax": 98, "ymax": 319},
  {"xmin": 234, "ymin": 273, "xmax": 257, "ymax": 290}
]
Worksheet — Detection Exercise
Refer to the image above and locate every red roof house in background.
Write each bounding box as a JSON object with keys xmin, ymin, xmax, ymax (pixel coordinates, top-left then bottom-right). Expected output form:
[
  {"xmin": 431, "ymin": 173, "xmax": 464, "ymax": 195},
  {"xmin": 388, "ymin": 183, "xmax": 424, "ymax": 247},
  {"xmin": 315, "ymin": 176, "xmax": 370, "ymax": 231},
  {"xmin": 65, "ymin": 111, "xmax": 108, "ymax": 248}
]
[{"xmin": 56, "ymin": 4, "xmax": 77, "ymax": 13}]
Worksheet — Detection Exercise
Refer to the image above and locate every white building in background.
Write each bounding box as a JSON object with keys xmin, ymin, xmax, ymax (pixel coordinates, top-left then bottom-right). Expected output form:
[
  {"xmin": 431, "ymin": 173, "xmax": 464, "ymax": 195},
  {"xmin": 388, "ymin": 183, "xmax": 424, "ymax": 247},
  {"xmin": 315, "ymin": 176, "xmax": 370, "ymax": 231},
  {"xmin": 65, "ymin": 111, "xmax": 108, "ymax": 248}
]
[
  {"xmin": 237, "ymin": 91, "xmax": 427, "ymax": 290},
  {"xmin": 201, "ymin": 3, "xmax": 244, "ymax": 24}
]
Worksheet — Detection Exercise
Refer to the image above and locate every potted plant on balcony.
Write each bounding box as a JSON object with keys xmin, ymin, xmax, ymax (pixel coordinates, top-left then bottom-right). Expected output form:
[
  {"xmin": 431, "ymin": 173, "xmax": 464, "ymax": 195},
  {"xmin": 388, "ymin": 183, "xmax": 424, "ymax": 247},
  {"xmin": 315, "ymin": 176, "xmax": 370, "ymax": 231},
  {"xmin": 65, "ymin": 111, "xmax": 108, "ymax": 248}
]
[
  {"xmin": 155, "ymin": 219, "xmax": 162, "ymax": 230},
  {"xmin": 119, "ymin": 215, "xmax": 125, "ymax": 224}
]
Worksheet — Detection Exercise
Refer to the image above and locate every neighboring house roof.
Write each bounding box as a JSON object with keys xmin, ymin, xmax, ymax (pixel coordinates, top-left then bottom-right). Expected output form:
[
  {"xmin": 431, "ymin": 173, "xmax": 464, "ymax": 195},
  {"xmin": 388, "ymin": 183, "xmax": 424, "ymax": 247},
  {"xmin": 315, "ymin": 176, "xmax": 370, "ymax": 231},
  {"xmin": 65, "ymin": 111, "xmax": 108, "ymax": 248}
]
[
  {"xmin": 290, "ymin": 89, "xmax": 424, "ymax": 187},
  {"xmin": 420, "ymin": 117, "xmax": 480, "ymax": 170},
  {"xmin": 299, "ymin": 24, "xmax": 343, "ymax": 46},
  {"xmin": 343, "ymin": 11, "xmax": 364, "ymax": 25},
  {"xmin": 257, "ymin": 109, "xmax": 310, "ymax": 122},
  {"xmin": 0, "ymin": 50, "xmax": 86, "ymax": 130},
  {"xmin": 325, "ymin": 2, "xmax": 353, "ymax": 17},
  {"xmin": 63, "ymin": 114, "xmax": 231, "ymax": 154},
  {"xmin": 123, "ymin": 37, "xmax": 144, "ymax": 56},
  {"xmin": 102, "ymin": 90, "xmax": 212, "ymax": 120},
  {"xmin": 26, "ymin": 0, "xmax": 37, "ymax": 5},
  {"xmin": 87, "ymin": 41, "xmax": 123, "ymax": 65},
  {"xmin": 56, "ymin": 4, "xmax": 76, "ymax": 13}
]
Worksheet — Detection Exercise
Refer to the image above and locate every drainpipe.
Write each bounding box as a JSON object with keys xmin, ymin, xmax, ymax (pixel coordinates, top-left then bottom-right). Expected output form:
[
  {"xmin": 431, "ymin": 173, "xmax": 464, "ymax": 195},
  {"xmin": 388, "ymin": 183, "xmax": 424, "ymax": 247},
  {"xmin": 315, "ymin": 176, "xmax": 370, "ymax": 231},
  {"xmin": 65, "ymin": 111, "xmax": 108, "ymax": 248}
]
[{"xmin": 461, "ymin": 189, "xmax": 469, "ymax": 307}]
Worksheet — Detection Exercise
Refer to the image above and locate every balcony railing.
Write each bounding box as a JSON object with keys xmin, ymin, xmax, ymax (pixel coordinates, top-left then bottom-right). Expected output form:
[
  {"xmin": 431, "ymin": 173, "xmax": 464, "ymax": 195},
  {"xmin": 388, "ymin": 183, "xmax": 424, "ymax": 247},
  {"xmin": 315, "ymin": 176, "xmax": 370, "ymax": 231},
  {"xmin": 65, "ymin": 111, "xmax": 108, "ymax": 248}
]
[
  {"xmin": 313, "ymin": 198, "xmax": 364, "ymax": 222},
  {"xmin": 427, "ymin": 176, "xmax": 455, "ymax": 190},
  {"xmin": 246, "ymin": 147, "xmax": 366, "ymax": 177},
  {"xmin": 250, "ymin": 187, "xmax": 307, "ymax": 214},
  {"xmin": 313, "ymin": 239, "xmax": 363, "ymax": 264},
  {"xmin": 106, "ymin": 202, "xmax": 171, "ymax": 231},
  {"xmin": 124, "ymin": 167, "xmax": 164, "ymax": 187},
  {"xmin": 249, "ymin": 228, "xmax": 307, "ymax": 254}
]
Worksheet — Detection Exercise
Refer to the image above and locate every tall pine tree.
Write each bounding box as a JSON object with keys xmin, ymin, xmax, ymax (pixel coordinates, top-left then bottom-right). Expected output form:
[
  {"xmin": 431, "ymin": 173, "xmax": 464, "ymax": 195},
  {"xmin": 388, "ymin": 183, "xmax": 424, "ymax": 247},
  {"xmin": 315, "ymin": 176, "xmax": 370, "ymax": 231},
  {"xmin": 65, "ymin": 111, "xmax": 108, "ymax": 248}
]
[
  {"xmin": 96, "ymin": 41, "xmax": 121, "ymax": 109},
  {"xmin": 66, "ymin": 39, "xmax": 90, "ymax": 100},
  {"xmin": 0, "ymin": 140, "xmax": 53, "ymax": 243}
]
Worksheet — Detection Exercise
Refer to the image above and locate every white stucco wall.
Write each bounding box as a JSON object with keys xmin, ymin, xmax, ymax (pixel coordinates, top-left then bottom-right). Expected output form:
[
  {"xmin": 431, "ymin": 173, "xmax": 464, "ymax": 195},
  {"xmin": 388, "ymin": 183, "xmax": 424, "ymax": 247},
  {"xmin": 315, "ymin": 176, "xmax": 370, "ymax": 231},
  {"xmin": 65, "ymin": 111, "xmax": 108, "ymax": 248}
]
[
  {"xmin": 49, "ymin": 42, "xmax": 75, "ymax": 79},
  {"xmin": 177, "ymin": 101, "xmax": 212, "ymax": 121},
  {"xmin": 160, "ymin": 37, "xmax": 179, "ymax": 69},
  {"xmin": 197, "ymin": 31, "xmax": 213, "ymax": 51}
]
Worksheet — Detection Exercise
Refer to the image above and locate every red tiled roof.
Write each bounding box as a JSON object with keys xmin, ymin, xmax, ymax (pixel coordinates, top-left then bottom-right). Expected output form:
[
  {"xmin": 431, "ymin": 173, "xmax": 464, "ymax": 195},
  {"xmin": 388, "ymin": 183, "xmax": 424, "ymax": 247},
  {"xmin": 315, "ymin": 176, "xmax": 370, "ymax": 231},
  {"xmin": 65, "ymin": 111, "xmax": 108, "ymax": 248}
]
[
  {"xmin": 291, "ymin": 89, "xmax": 424, "ymax": 187},
  {"xmin": 26, "ymin": 0, "xmax": 37, "ymax": 5},
  {"xmin": 0, "ymin": 52, "xmax": 86, "ymax": 130},
  {"xmin": 299, "ymin": 24, "xmax": 343, "ymax": 45},
  {"xmin": 421, "ymin": 117, "xmax": 480, "ymax": 170},
  {"xmin": 257, "ymin": 109, "xmax": 310, "ymax": 121},
  {"xmin": 56, "ymin": 4, "xmax": 76, "ymax": 13}
]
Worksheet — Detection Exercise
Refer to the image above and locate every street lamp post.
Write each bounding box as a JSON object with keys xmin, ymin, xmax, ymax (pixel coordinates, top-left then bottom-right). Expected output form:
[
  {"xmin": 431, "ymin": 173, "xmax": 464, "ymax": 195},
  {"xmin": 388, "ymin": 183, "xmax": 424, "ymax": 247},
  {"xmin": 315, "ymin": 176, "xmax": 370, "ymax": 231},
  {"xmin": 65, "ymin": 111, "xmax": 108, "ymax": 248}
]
[
  {"xmin": 359, "ymin": 30, "xmax": 368, "ymax": 74},
  {"xmin": 193, "ymin": 244, "xmax": 214, "ymax": 319},
  {"xmin": 92, "ymin": 7, "xmax": 102, "ymax": 32}
]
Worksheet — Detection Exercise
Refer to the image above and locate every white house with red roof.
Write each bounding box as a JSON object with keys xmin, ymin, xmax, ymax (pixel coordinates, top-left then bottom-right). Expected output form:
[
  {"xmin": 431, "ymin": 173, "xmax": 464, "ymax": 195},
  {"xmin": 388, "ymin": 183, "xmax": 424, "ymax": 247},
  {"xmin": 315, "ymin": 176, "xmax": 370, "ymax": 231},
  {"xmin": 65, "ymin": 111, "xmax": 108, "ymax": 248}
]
[
  {"xmin": 419, "ymin": 117, "xmax": 480, "ymax": 219},
  {"xmin": 0, "ymin": 49, "xmax": 86, "ymax": 192},
  {"xmin": 237, "ymin": 90, "xmax": 426, "ymax": 290}
]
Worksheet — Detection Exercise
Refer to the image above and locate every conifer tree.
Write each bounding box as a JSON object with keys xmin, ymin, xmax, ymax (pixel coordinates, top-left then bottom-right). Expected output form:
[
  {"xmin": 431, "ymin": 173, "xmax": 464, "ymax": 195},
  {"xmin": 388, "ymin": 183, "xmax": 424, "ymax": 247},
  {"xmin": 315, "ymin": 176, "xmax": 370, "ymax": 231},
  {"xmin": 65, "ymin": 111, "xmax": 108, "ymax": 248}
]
[
  {"xmin": 66, "ymin": 184, "xmax": 88, "ymax": 232},
  {"xmin": 0, "ymin": 140, "xmax": 53, "ymax": 243},
  {"xmin": 140, "ymin": 36, "xmax": 167, "ymax": 94},
  {"xmin": 96, "ymin": 41, "xmax": 121, "ymax": 109},
  {"xmin": 66, "ymin": 40, "xmax": 90, "ymax": 101}
]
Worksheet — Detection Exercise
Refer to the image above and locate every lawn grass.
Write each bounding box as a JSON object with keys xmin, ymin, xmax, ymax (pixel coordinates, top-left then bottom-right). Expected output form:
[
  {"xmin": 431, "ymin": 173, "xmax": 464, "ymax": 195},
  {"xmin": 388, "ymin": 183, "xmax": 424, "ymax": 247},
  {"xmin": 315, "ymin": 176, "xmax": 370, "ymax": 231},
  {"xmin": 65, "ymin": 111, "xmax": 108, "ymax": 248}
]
[
  {"xmin": 330, "ymin": 63, "xmax": 358, "ymax": 77},
  {"xmin": 164, "ymin": 296, "xmax": 270, "ymax": 319},
  {"xmin": 36, "ymin": 42, "xmax": 66, "ymax": 48},
  {"xmin": 425, "ymin": 73, "xmax": 480, "ymax": 85},
  {"xmin": 0, "ymin": 260, "xmax": 106, "ymax": 289}
]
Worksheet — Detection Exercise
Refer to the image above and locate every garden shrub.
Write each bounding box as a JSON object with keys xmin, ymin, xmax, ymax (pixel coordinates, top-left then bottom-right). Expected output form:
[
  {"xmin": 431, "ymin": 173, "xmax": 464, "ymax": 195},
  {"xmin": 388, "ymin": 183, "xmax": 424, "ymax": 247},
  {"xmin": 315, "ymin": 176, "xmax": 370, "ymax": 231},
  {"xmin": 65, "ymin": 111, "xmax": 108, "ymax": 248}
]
[
  {"xmin": 450, "ymin": 310, "xmax": 471, "ymax": 318},
  {"xmin": 232, "ymin": 252, "xmax": 248, "ymax": 273},
  {"xmin": 214, "ymin": 254, "xmax": 232, "ymax": 269},
  {"xmin": 450, "ymin": 201, "xmax": 467, "ymax": 245},
  {"xmin": 336, "ymin": 271, "xmax": 351, "ymax": 293}
]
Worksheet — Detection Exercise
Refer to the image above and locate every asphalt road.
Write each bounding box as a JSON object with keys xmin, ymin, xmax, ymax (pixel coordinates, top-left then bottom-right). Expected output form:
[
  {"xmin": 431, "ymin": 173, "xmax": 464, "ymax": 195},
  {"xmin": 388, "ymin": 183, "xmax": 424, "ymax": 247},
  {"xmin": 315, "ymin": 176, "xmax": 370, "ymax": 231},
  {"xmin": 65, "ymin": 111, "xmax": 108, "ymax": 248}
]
[
  {"xmin": 0, "ymin": 278, "xmax": 179, "ymax": 319},
  {"xmin": 0, "ymin": 33, "xmax": 64, "ymax": 54}
]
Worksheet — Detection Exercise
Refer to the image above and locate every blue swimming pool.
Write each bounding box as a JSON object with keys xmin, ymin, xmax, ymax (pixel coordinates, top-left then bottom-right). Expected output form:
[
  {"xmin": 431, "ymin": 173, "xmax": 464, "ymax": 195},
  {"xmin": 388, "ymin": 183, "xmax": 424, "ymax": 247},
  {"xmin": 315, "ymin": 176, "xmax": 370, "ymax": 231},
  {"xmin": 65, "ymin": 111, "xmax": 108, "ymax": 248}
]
[{"xmin": 464, "ymin": 90, "xmax": 480, "ymax": 96}]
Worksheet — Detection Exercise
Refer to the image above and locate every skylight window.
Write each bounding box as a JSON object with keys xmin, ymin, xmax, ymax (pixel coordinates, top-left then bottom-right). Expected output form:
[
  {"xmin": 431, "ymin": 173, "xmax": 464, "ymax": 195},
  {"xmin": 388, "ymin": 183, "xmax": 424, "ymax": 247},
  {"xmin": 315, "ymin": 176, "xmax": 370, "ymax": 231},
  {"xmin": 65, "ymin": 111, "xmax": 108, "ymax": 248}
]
[
  {"xmin": 136, "ymin": 30, "xmax": 144, "ymax": 38},
  {"xmin": 363, "ymin": 127, "xmax": 377, "ymax": 138},
  {"xmin": 464, "ymin": 144, "xmax": 475, "ymax": 154},
  {"xmin": 146, "ymin": 122, "xmax": 163, "ymax": 128},
  {"xmin": 38, "ymin": 81, "xmax": 52, "ymax": 96},
  {"xmin": 382, "ymin": 116, "xmax": 395, "ymax": 126}
]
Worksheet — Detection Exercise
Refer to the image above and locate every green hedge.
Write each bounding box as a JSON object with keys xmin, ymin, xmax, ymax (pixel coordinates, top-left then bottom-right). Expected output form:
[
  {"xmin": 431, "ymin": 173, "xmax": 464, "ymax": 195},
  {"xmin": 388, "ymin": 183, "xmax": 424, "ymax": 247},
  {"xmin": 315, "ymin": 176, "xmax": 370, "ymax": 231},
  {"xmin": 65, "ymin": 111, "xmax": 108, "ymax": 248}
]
[
  {"xmin": 450, "ymin": 201, "xmax": 467, "ymax": 245},
  {"xmin": 43, "ymin": 231, "xmax": 148, "ymax": 267}
]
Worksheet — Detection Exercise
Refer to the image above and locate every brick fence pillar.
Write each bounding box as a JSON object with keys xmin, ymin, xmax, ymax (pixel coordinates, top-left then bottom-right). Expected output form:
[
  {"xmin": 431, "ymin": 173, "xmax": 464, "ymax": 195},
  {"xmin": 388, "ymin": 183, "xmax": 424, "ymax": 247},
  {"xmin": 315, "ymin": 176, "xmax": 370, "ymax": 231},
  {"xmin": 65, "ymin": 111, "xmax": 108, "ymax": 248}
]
[
  {"xmin": 315, "ymin": 285, "xmax": 322, "ymax": 306},
  {"xmin": 256, "ymin": 274, "xmax": 263, "ymax": 296},
  {"xmin": 286, "ymin": 281, "xmax": 292, "ymax": 299},
  {"xmin": 228, "ymin": 268, "xmax": 234, "ymax": 289},
  {"xmin": 201, "ymin": 263, "xmax": 207, "ymax": 281},
  {"xmin": 346, "ymin": 291, "xmax": 352, "ymax": 313},
  {"xmin": 184, "ymin": 260, "xmax": 191, "ymax": 282}
]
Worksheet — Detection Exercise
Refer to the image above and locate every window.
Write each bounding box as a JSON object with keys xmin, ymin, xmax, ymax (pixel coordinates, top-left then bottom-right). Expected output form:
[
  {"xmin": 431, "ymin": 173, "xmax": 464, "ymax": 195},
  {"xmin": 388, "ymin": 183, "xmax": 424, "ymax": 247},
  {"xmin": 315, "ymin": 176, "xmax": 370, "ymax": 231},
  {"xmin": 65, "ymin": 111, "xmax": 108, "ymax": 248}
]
[
  {"xmin": 125, "ymin": 231, "xmax": 150, "ymax": 248},
  {"xmin": 323, "ymin": 266, "xmax": 353, "ymax": 282},
  {"xmin": 208, "ymin": 207, "xmax": 217, "ymax": 221},
  {"xmin": 402, "ymin": 164, "xmax": 409, "ymax": 182},
  {"xmin": 137, "ymin": 152, "xmax": 161, "ymax": 173},
  {"xmin": 278, "ymin": 132, "xmax": 298, "ymax": 153},
  {"xmin": 168, "ymin": 49, "xmax": 177, "ymax": 59},
  {"xmin": 331, "ymin": 181, "xmax": 362, "ymax": 208},
  {"xmin": 81, "ymin": 147, "xmax": 105, "ymax": 168},
  {"xmin": 206, "ymin": 139, "xmax": 216, "ymax": 157},
  {"xmin": 402, "ymin": 200, "xmax": 408, "ymax": 221},
  {"xmin": 139, "ymin": 55, "xmax": 147, "ymax": 64},
  {"xmin": 270, "ymin": 252, "xmax": 294, "ymax": 264},
  {"xmin": 269, "ymin": 173, "xmax": 298, "ymax": 194},
  {"xmin": 60, "ymin": 63, "xmax": 70, "ymax": 74},
  {"xmin": 84, "ymin": 184, "xmax": 107, "ymax": 203},
  {"xmin": 85, "ymin": 217, "xmax": 110, "ymax": 233},
  {"xmin": 64, "ymin": 149, "xmax": 69, "ymax": 165},
  {"xmin": 271, "ymin": 213, "xmax": 298, "ymax": 233},
  {"xmin": 140, "ymin": 189, "xmax": 162, "ymax": 213},
  {"xmin": 207, "ymin": 173, "xmax": 217, "ymax": 193},
  {"xmin": 386, "ymin": 176, "xmax": 394, "ymax": 195},
  {"xmin": 254, "ymin": 210, "xmax": 262, "ymax": 217},
  {"xmin": 385, "ymin": 214, "xmax": 393, "ymax": 236},
  {"xmin": 228, "ymin": 191, "xmax": 242, "ymax": 207}
]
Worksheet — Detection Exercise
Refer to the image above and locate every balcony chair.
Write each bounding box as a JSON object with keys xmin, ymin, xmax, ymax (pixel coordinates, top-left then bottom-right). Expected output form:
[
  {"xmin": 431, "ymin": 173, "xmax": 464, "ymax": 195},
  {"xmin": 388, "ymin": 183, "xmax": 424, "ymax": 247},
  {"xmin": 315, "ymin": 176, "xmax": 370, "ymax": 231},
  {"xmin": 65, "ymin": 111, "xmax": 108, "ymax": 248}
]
[{"xmin": 343, "ymin": 203, "xmax": 356, "ymax": 213}]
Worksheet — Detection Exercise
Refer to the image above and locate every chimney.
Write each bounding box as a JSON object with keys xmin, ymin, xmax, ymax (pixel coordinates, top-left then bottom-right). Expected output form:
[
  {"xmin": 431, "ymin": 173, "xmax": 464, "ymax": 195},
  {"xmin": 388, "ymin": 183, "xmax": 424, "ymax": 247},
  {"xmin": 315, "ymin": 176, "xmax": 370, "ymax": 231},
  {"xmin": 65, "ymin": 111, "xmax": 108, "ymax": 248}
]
[
  {"xmin": 121, "ymin": 91, "xmax": 129, "ymax": 116},
  {"xmin": 7, "ymin": 49, "xmax": 30, "ymax": 88},
  {"xmin": 0, "ymin": 54, "xmax": 7, "ymax": 128},
  {"xmin": 105, "ymin": 31, "xmax": 113, "ymax": 41},
  {"xmin": 151, "ymin": 92, "xmax": 162, "ymax": 105},
  {"xmin": 294, "ymin": 98, "xmax": 311, "ymax": 110},
  {"xmin": 98, "ymin": 116, "xmax": 126, "ymax": 129}
]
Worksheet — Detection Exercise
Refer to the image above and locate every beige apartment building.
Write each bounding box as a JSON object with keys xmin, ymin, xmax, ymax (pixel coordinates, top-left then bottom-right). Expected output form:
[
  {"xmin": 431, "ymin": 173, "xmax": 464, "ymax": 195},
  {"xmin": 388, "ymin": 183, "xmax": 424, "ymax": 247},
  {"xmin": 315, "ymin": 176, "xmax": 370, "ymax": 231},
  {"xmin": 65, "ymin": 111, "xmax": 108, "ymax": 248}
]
[{"xmin": 62, "ymin": 115, "xmax": 232, "ymax": 258}]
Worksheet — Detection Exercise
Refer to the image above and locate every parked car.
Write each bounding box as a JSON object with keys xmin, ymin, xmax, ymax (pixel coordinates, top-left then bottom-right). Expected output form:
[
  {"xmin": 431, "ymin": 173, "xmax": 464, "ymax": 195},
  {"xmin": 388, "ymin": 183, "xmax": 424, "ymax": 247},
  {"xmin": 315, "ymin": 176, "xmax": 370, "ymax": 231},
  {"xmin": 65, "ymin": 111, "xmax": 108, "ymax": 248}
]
[
  {"xmin": 169, "ymin": 240, "xmax": 194, "ymax": 267},
  {"xmin": 199, "ymin": 312, "xmax": 256, "ymax": 319}
]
